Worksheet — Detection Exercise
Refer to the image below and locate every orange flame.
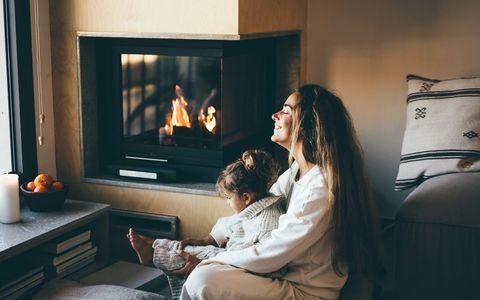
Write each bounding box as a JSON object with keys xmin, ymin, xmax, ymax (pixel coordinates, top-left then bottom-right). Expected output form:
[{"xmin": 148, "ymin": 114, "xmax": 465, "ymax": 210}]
[
  {"xmin": 161, "ymin": 113, "xmax": 173, "ymax": 136},
  {"xmin": 160, "ymin": 85, "xmax": 217, "ymax": 136},
  {"xmin": 171, "ymin": 85, "xmax": 191, "ymax": 128}
]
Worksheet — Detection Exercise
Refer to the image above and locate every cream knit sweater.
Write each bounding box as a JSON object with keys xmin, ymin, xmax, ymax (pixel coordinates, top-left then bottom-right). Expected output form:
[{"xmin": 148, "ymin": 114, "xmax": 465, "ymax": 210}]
[{"xmin": 209, "ymin": 194, "xmax": 285, "ymax": 251}]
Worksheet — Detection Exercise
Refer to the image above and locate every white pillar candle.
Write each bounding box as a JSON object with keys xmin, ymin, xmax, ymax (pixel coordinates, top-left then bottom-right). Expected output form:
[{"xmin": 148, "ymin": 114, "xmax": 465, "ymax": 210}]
[{"xmin": 0, "ymin": 173, "xmax": 21, "ymax": 223}]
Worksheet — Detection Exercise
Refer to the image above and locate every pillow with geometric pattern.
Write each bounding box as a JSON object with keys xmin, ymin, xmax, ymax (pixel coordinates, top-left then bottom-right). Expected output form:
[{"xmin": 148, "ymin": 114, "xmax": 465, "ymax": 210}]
[{"xmin": 395, "ymin": 74, "xmax": 480, "ymax": 191}]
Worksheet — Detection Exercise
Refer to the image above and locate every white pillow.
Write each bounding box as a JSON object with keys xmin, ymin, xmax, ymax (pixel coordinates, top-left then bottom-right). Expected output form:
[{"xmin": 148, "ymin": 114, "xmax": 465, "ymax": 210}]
[{"xmin": 395, "ymin": 74, "xmax": 480, "ymax": 191}]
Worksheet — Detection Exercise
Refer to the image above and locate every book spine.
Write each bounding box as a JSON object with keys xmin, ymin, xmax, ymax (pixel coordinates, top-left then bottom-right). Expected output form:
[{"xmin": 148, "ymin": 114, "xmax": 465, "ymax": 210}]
[
  {"xmin": 0, "ymin": 273, "xmax": 44, "ymax": 299},
  {"xmin": 56, "ymin": 247, "xmax": 97, "ymax": 274},
  {"xmin": 56, "ymin": 255, "xmax": 96, "ymax": 279},
  {"xmin": 56, "ymin": 230, "xmax": 91, "ymax": 253},
  {"xmin": 0, "ymin": 266, "xmax": 44, "ymax": 293},
  {"xmin": 52, "ymin": 241, "xmax": 93, "ymax": 266},
  {"xmin": 38, "ymin": 230, "xmax": 91, "ymax": 254},
  {"xmin": 3, "ymin": 277, "xmax": 44, "ymax": 300}
]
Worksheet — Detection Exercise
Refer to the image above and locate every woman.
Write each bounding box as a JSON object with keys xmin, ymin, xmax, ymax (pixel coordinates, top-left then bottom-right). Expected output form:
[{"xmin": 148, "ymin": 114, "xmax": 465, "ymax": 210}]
[{"xmin": 175, "ymin": 84, "xmax": 383, "ymax": 299}]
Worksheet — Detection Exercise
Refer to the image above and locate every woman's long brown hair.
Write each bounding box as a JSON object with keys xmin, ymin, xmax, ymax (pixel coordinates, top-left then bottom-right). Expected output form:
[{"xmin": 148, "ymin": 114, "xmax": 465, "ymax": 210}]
[{"xmin": 290, "ymin": 84, "xmax": 383, "ymax": 278}]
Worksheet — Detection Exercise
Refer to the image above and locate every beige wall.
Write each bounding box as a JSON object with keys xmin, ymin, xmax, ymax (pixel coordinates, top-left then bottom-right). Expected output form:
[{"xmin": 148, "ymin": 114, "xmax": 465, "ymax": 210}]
[
  {"xmin": 47, "ymin": 0, "xmax": 305, "ymax": 238},
  {"xmin": 50, "ymin": 0, "xmax": 239, "ymax": 35},
  {"xmin": 239, "ymin": 0, "xmax": 306, "ymax": 34},
  {"xmin": 306, "ymin": 0, "xmax": 480, "ymax": 216},
  {"xmin": 239, "ymin": 0, "xmax": 307, "ymax": 82}
]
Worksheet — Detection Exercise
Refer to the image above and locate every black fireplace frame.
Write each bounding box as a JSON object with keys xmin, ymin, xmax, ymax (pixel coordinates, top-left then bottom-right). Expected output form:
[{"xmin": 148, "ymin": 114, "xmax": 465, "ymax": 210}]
[{"xmin": 92, "ymin": 37, "xmax": 277, "ymax": 182}]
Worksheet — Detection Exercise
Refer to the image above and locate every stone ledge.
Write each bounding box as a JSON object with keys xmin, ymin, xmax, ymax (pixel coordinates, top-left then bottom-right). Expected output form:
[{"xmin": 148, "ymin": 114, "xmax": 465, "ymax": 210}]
[{"xmin": 82, "ymin": 176, "xmax": 217, "ymax": 197}]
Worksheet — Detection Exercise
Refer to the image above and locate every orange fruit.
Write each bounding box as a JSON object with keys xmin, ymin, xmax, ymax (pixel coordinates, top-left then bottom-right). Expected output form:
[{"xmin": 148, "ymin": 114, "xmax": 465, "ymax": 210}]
[
  {"xmin": 26, "ymin": 181, "xmax": 36, "ymax": 191},
  {"xmin": 34, "ymin": 185, "xmax": 49, "ymax": 193},
  {"xmin": 34, "ymin": 174, "xmax": 53, "ymax": 188},
  {"xmin": 51, "ymin": 181, "xmax": 64, "ymax": 191}
]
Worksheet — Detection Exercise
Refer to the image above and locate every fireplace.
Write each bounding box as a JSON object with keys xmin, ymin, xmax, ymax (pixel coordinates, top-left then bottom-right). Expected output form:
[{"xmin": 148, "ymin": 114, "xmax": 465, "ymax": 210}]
[{"xmin": 78, "ymin": 34, "xmax": 299, "ymax": 184}]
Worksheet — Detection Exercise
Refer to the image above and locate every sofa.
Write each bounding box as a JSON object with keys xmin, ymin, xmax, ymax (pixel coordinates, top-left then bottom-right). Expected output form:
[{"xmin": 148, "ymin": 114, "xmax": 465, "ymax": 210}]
[{"xmin": 394, "ymin": 172, "xmax": 480, "ymax": 300}]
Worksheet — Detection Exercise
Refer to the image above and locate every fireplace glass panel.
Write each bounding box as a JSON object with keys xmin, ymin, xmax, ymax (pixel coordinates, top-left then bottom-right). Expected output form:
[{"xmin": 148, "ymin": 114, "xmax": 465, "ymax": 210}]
[{"xmin": 121, "ymin": 54, "xmax": 221, "ymax": 150}]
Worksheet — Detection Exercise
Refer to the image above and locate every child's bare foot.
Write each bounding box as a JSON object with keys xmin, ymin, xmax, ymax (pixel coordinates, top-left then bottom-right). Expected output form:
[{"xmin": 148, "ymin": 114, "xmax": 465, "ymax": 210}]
[
  {"xmin": 126, "ymin": 228, "xmax": 155, "ymax": 245},
  {"xmin": 127, "ymin": 228, "xmax": 154, "ymax": 266}
]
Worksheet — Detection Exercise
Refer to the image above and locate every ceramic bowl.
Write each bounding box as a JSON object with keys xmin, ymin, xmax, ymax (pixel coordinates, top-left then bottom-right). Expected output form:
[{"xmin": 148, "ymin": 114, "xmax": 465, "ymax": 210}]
[{"xmin": 20, "ymin": 183, "xmax": 68, "ymax": 212}]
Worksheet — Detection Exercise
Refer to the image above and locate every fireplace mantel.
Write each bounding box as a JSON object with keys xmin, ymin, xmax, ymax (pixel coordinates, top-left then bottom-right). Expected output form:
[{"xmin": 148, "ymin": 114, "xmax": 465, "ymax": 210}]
[{"xmin": 76, "ymin": 30, "xmax": 301, "ymax": 42}]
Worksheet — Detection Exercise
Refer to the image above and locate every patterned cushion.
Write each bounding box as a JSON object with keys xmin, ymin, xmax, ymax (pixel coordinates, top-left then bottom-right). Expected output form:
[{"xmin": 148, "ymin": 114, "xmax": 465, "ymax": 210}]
[{"xmin": 395, "ymin": 74, "xmax": 480, "ymax": 191}]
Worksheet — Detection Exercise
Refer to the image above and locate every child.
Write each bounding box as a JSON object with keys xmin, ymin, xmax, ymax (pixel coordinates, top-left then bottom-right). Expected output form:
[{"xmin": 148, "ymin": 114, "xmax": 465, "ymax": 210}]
[{"xmin": 127, "ymin": 149, "xmax": 286, "ymax": 300}]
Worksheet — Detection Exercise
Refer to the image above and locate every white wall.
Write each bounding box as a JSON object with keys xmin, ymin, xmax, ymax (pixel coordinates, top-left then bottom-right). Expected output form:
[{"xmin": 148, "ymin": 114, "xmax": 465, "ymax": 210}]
[{"xmin": 306, "ymin": 0, "xmax": 480, "ymax": 217}]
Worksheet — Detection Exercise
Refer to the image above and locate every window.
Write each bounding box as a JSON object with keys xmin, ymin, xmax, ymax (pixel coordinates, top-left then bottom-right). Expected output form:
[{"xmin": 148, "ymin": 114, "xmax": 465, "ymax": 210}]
[
  {"xmin": 0, "ymin": 0, "xmax": 11, "ymax": 173},
  {"xmin": 1, "ymin": 0, "xmax": 37, "ymax": 182}
]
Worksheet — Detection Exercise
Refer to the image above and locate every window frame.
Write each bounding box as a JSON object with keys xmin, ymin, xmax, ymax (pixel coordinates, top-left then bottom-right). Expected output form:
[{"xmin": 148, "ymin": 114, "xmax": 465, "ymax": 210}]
[{"xmin": 3, "ymin": 0, "xmax": 37, "ymax": 182}]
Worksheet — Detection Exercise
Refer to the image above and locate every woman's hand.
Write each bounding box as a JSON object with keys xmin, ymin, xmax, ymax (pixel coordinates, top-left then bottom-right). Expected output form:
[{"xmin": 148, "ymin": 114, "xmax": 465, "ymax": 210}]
[
  {"xmin": 171, "ymin": 251, "xmax": 202, "ymax": 276},
  {"xmin": 179, "ymin": 235, "xmax": 217, "ymax": 250},
  {"xmin": 179, "ymin": 238, "xmax": 203, "ymax": 250}
]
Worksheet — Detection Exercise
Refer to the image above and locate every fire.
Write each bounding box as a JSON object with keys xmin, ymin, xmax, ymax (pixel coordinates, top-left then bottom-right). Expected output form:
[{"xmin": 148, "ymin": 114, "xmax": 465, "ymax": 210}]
[
  {"xmin": 198, "ymin": 106, "xmax": 217, "ymax": 134},
  {"xmin": 160, "ymin": 84, "xmax": 217, "ymax": 137},
  {"xmin": 162, "ymin": 113, "xmax": 173, "ymax": 136},
  {"xmin": 171, "ymin": 85, "xmax": 191, "ymax": 128}
]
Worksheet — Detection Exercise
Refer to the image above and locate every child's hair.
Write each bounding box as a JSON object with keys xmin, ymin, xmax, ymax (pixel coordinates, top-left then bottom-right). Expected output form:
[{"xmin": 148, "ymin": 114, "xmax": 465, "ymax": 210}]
[{"xmin": 216, "ymin": 149, "xmax": 279, "ymax": 199}]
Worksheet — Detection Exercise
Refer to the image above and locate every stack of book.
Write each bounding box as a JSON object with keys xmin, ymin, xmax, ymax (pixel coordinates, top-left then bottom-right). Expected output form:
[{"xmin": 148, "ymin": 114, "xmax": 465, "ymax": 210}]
[
  {"xmin": 0, "ymin": 256, "xmax": 45, "ymax": 300},
  {"xmin": 37, "ymin": 229, "xmax": 97, "ymax": 279}
]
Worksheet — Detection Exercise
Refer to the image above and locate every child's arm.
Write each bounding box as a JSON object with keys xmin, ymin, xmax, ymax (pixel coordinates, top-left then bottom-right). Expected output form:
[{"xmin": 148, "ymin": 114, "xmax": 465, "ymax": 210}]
[{"xmin": 179, "ymin": 234, "xmax": 218, "ymax": 249}]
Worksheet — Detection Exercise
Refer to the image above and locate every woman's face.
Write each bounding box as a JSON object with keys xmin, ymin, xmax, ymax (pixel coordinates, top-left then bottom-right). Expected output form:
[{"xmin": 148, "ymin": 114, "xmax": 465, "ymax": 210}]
[{"xmin": 271, "ymin": 92, "xmax": 300, "ymax": 149}]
